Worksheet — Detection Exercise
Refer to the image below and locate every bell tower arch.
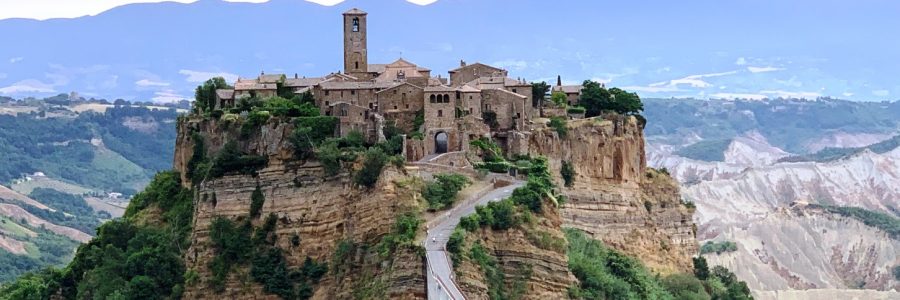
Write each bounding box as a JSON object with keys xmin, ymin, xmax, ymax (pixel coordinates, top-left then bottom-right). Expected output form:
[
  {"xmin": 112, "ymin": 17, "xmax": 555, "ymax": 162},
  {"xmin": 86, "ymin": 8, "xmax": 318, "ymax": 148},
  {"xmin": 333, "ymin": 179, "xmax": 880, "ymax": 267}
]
[{"xmin": 343, "ymin": 8, "xmax": 368, "ymax": 78}]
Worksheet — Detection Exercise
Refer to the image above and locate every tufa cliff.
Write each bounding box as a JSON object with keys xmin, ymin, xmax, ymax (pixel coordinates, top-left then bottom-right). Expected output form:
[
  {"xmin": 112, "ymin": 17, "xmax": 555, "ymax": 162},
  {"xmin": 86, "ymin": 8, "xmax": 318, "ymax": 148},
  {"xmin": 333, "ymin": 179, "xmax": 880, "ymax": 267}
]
[
  {"xmin": 509, "ymin": 116, "xmax": 699, "ymax": 274},
  {"xmin": 174, "ymin": 116, "xmax": 425, "ymax": 299}
]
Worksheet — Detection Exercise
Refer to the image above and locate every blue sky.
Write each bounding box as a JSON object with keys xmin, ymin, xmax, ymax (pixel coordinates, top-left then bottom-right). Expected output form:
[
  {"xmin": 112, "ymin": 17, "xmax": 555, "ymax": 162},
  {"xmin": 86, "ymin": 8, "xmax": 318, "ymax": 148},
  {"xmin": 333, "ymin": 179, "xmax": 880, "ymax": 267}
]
[{"xmin": 0, "ymin": 0, "xmax": 898, "ymax": 102}]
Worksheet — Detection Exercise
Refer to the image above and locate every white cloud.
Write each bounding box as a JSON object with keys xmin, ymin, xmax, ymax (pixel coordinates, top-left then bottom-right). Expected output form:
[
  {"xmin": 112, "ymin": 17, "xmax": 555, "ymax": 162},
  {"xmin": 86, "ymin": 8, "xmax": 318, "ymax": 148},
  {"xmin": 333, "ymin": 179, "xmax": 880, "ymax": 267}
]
[
  {"xmin": 0, "ymin": 79, "xmax": 56, "ymax": 94},
  {"xmin": 305, "ymin": 0, "xmax": 343, "ymax": 5},
  {"xmin": 872, "ymin": 90, "xmax": 890, "ymax": 97},
  {"xmin": 647, "ymin": 70, "xmax": 738, "ymax": 90},
  {"xmin": 407, "ymin": 0, "xmax": 438, "ymax": 5},
  {"xmin": 178, "ymin": 69, "xmax": 238, "ymax": 83},
  {"xmin": 0, "ymin": 0, "xmax": 197, "ymax": 20},
  {"xmin": 842, "ymin": 92, "xmax": 854, "ymax": 97},
  {"xmin": 135, "ymin": 79, "xmax": 170, "ymax": 87},
  {"xmin": 760, "ymin": 90, "xmax": 821, "ymax": 99},
  {"xmin": 710, "ymin": 93, "xmax": 767, "ymax": 100},
  {"xmin": 152, "ymin": 90, "xmax": 189, "ymax": 103},
  {"xmin": 493, "ymin": 60, "xmax": 528, "ymax": 71},
  {"xmin": 9, "ymin": 57, "xmax": 23, "ymax": 63},
  {"xmin": 735, "ymin": 57, "xmax": 747, "ymax": 65},
  {"xmin": 747, "ymin": 66, "xmax": 784, "ymax": 73},
  {"xmin": 620, "ymin": 85, "xmax": 681, "ymax": 93}
]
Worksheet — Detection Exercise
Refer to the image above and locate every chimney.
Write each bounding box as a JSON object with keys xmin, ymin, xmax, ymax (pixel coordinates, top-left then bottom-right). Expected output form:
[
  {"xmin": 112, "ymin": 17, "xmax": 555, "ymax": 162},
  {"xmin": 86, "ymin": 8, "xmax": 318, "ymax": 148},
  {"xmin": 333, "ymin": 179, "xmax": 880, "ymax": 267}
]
[
  {"xmin": 460, "ymin": 60, "xmax": 466, "ymax": 67},
  {"xmin": 556, "ymin": 75, "xmax": 562, "ymax": 87}
]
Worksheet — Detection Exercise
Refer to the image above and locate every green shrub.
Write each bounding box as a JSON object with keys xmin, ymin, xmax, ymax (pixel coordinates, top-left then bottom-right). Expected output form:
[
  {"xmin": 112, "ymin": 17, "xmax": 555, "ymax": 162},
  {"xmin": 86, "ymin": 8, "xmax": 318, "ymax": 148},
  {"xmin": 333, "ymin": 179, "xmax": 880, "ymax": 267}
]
[
  {"xmin": 316, "ymin": 142, "xmax": 343, "ymax": 176},
  {"xmin": 290, "ymin": 116, "xmax": 339, "ymax": 159},
  {"xmin": 469, "ymin": 242, "xmax": 507, "ymax": 299},
  {"xmin": 207, "ymin": 141, "xmax": 268, "ymax": 178},
  {"xmin": 447, "ymin": 228, "xmax": 466, "ymax": 265},
  {"xmin": 560, "ymin": 160, "xmax": 576, "ymax": 187},
  {"xmin": 476, "ymin": 161, "xmax": 512, "ymax": 173},
  {"xmin": 470, "ymin": 137, "xmax": 504, "ymax": 162},
  {"xmin": 661, "ymin": 273, "xmax": 711, "ymax": 300},
  {"xmin": 815, "ymin": 205, "xmax": 900, "ymax": 238},
  {"xmin": 423, "ymin": 173, "xmax": 471, "ymax": 210},
  {"xmin": 549, "ymin": 117, "xmax": 568, "ymax": 137},
  {"xmin": 699, "ymin": 241, "xmax": 738, "ymax": 255},
  {"xmin": 262, "ymin": 96, "xmax": 319, "ymax": 118},
  {"xmin": 208, "ymin": 218, "xmax": 252, "ymax": 292},
  {"xmin": 354, "ymin": 147, "xmax": 388, "ymax": 188},
  {"xmin": 250, "ymin": 185, "xmax": 265, "ymax": 219},
  {"xmin": 241, "ymin": 110, "xmax": 271, "ymax": 137},
  {"xmin": 459, "ymin": 214, "xmax": 480, "ymax": 232},
  {"xmin": 565, "ymin": 228, "xmax": 672, "ymax": 299},
  {"xmin": 375, "ymin": 213, "xmax": 421, "ymax": 257},
  {"xmin": 551, "ymin": 91, "xmax": 568, "ymax": 107},
  {"xmin": 566, "ymin": 106, "xmax": 586, "ymax": 114}
]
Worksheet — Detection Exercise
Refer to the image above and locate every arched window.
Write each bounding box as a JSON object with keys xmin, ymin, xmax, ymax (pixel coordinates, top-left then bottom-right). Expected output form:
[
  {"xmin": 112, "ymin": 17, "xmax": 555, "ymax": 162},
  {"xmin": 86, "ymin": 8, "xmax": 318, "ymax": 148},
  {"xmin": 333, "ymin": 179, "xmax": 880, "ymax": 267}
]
[
  {"xmin": 443, "ymin": 94, "xmax": 450, "ymax": 103},
  {"xmin": 352, "ymin": 18, "xmax": 359, "ymax": 32},
  {"xmin": 430, "ymin": 94, "xmax": 436, "ymax": 103}
]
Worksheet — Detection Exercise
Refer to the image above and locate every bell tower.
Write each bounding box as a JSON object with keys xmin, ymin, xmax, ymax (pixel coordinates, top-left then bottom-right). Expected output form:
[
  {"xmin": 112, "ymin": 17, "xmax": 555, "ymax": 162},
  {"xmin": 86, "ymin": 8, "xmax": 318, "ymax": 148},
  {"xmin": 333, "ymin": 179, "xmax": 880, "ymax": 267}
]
[{"xmin": 343, "ymin": 8, "xmax": 368, "ymax": 79}]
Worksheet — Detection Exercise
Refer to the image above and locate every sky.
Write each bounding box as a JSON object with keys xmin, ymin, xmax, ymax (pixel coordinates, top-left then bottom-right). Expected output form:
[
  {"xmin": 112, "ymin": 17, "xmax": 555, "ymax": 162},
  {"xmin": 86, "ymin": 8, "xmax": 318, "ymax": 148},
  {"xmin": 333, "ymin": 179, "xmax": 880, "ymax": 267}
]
[
  {"xmin": 0, "ymin": 0, "xmax": 434, "ymax": 20},
  {"xmin": 0, "ymin": 0, "xmax": 898, "ymax": 102}
]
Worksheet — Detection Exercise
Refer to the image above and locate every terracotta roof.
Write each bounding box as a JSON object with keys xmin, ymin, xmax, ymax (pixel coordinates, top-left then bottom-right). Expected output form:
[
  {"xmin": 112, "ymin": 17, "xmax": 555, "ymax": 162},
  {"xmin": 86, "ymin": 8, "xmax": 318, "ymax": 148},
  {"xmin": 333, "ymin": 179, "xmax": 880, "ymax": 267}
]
[
  {"xmin": 215, "ymin": 89, "xmax": 235, "ymax": 100},
  {"xmin": 375, "ymin": 82, "xmax": 423, "ymax": 94},
  {"xmin": 319, "ymin": 81, "xmax": 396, "ymax": 90},
  {"xmin": 553, "ymin": 85, "xmax": 582, "ymax": 94},
  {"xmin": 368, "ymin": 64, "xmax": 387, "ymax": 73},
  {"xmin": 457, "ymin": 85, "xmax": 480, "ymax": 93},
  {"xmin": 487, "ymin": 88, "xmax": 527, "ymax": 99},
  {"xmin": 234, "ymin": 81, "xmax": 276, "ymax": 91},
  {"xmin": 424, "ymin": 85, "xmax": 456, "ymax": 92},
  {"xmin": 465, "ymin": 76, "xmax": 523, "ymax": 88},
  {"xmin": 449, "ymin": 62, "xmax": 503, "ymax": 73},
  {"xmin": 258, "ymin": 74, "xmax": 285, "ymax": 84},
  {"xmin": 283, "ymin": 77, "xmax": 324, "ymax": 87},
  {"xmin": 343, "ymin": 8, "xmax": 366, "ymax": 15}
]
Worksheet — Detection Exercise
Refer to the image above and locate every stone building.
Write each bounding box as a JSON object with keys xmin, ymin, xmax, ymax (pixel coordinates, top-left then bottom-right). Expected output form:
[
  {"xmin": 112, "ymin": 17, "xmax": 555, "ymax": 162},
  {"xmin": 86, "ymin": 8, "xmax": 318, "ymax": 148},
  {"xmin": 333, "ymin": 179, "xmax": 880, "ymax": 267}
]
[{"xmin": 211, "ymin": 8, "xmax": 562, "ymax": 159}]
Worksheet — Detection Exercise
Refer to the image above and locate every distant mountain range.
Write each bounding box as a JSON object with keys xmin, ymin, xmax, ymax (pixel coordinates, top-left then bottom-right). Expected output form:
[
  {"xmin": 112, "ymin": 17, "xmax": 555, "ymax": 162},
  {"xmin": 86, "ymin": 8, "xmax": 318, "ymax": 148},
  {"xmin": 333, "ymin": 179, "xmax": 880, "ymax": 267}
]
[{"xmin": 1, "ymin": 0, "xmax": 899, "ymax": 102}]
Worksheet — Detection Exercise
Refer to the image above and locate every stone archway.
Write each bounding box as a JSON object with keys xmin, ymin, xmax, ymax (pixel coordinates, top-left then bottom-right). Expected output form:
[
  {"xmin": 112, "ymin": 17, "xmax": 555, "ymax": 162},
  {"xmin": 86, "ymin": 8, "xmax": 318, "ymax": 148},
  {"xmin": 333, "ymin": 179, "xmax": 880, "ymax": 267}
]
[{"xmin": 435, "ymin": 132, "xmax": 448, "ymax": 154}]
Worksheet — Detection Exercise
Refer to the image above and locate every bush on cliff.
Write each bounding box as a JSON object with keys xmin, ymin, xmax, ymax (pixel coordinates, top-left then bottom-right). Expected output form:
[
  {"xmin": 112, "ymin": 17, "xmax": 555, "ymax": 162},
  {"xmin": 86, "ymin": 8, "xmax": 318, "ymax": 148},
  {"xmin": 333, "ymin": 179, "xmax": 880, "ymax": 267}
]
[
  {"xmin": 561, "ymin": 160, "xmax": 576, "ymax": 187},
  {"xmin": 354, "ymin": 147, "xmax": 388, "ymax": 188},
  {"xmin": 207, "ymin": 141, "xmax": 268, "ymax": 178},
  {"xmin": 423, "ymin": 173, "xmax": 471, "ymax": 210},
  {"xmin": 699, "ymin": 240, "xmax": 738, "ymax": 255}
]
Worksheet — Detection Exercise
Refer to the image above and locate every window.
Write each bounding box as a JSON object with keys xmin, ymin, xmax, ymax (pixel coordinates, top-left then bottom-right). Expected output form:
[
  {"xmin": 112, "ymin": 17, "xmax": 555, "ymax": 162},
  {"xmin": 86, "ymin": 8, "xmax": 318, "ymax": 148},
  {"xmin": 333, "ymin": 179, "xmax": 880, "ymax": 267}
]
[
  {"xmin": 325, "ymin": 91, "xmax": 330, "ymax": 96},
  {"xmin": 406, "ymin": 104, "xmax": 409, "ymax": 109},
  {"xmin": 469, "ymin": 95, "xmax": 472, "ymax": 99},
  {"xmin": 340, "ymin": 108, "xmax": 348, "ymax": 116},
  {"xmin": 512, "ymin": 88, "xmax": 517, "ymax": 93},
  {"xmin": 355, "ymin": 61, "xmax": 359, "ymax": 69},
  {"xmin": 430, "ymin": 94, "xmax": 436, "ymax": 103},
  {"xmin": 456, "ymin": 91, "xmax": 460, "ymax": 99},
  {"xmin": 325, "ymin": 101, "xmax": 330, "ymax": 106},
  {"xmin": 352, "ymin": 18, "xmax": 359, "ymax": 32},
  {"xmin": 351, "ymin": 90, "xmax": 356, "ymax": 95},
  {"xmin": 401, "ymin": 92, "xmax": 406, "ymax": 101},
  {"xmin": 443, "ymin": 94, "xmax": 450, "ymax": 103},
  {"xmin": 394, "ymin": 106, "xmax": 398, "ymax": 109},
  {"xmin": 437, "ymin": 110, "xmax": 443, "ymax": 117}
]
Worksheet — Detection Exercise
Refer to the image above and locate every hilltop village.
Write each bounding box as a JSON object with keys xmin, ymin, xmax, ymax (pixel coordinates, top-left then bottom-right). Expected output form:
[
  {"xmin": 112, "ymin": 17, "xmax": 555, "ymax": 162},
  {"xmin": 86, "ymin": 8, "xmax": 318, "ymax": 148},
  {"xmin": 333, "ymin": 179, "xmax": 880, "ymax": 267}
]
[{"xmin": 210, "ymin": 8, "xmax": 588, "ymax": 161}]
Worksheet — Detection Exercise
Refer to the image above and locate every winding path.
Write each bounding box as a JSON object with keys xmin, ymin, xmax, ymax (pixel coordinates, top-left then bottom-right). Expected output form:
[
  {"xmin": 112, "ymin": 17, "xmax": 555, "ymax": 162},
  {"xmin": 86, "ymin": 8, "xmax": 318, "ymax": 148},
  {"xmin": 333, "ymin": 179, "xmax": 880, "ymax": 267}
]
[{"xmin": 423, "ymin": 179, "xmax": 523, "ymax": 300}]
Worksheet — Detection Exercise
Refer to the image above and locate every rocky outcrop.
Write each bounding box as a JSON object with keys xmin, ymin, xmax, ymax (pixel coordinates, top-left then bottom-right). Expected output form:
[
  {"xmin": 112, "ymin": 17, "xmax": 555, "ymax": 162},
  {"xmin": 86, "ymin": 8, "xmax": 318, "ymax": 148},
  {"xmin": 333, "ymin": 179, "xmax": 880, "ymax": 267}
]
[
  {"xmin": 175, "ymin": 117, "xmax": 426, "ymax": 299},
  {"xmin": 510, "ymin": 116, "xmax": 698, "ymax": 274},
  {"xmin": 456, "ymin": 201, "xmax": 576, "ymax": 299}
]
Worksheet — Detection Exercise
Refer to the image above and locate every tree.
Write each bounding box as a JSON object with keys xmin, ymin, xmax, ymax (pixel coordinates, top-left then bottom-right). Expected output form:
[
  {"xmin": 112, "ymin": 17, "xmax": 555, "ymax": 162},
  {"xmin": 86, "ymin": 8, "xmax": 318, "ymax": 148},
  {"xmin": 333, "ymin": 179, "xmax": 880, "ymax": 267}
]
[
  {"xmin": 578, "ymin": 80, "xmax": 612, "ymax": 117},
  {"xmin": 194, "ymin": 77, "xmax": 231, "ymax": 113},
  {"xmin": 531, "ymin": 81, "xmax": 550, "ymax": 108},
  {"xmin": 609, "ymin": 87, "xmax": 644, "ymax": 115},
  {"xmin": 692, "ymin": 256, "xmax": 710, "ymax": 280},
  {"xmin": 551, "ymin": 91, "xmax": 568, "ymax": 107}
]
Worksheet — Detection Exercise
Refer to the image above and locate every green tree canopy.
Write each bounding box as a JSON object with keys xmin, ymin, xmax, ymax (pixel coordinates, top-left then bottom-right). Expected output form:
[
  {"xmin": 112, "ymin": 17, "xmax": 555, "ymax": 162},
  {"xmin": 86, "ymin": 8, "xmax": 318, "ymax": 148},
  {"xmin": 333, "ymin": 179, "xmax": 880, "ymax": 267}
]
[
  {"xmin": 194, "ymin": 77, "xmax": 232, "ymax": 113},
  {"xmin": 578, "ymin": 80, "xmax": 643, "ymax": 117}
]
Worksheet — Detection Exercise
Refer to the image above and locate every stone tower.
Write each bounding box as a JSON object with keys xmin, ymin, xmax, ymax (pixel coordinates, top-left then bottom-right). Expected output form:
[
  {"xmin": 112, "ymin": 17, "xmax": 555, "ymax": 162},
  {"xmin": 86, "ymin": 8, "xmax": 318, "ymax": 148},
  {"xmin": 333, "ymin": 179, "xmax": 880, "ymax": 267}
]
[{"xmin": 343, "ymin": 8, "xmax": 368, "ymax": 79}]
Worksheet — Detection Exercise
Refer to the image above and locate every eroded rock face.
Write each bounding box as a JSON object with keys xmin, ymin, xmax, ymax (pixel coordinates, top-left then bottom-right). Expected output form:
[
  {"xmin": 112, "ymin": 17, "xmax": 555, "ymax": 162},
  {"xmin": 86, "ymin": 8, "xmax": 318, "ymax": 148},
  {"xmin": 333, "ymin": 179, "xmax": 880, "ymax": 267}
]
[
  {"xmin": 175, "ymin": 117, "xmax": 425, "ymax": 299},
  {"xmin": 456, "ymin": 202, "xmax": 576, "ymax": 299},
  {"xmin": 510, "ymin": 116, "xmax": 698, "ymax": 274}
]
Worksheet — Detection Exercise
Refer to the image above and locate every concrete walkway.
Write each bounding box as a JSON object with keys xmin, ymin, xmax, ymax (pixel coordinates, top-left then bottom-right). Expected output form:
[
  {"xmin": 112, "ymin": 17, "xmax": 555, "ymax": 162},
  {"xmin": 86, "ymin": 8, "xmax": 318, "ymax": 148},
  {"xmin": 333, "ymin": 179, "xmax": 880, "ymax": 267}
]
[{"xmin": 423, "ymin": 180, "xmax": 523, "ymax": 300}]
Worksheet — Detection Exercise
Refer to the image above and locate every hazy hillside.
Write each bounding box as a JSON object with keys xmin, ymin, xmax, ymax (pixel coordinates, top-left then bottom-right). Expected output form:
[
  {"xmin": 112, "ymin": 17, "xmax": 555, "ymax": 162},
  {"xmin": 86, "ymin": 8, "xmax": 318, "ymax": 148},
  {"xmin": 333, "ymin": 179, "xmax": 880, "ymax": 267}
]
[
  {"xmin": 644, "ymin": 98, "xmax": 900, "ymax": 297},
  {"xmin": 0, "ymin": 98, "xmax": 180, "ymax": 282}
]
